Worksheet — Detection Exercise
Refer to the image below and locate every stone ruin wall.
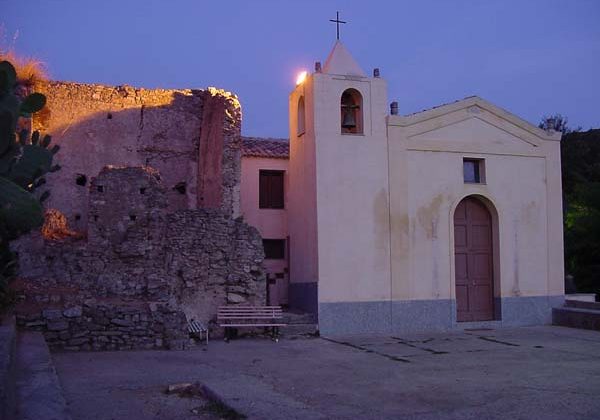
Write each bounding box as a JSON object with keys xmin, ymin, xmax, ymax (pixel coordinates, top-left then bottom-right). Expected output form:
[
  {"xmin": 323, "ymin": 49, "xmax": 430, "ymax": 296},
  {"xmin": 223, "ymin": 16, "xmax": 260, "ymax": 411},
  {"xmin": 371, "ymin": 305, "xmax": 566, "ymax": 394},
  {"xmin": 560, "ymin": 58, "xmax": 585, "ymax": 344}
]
[
  {"xmin": 11, "ymin": 81, "xmax": 265, "ymax": 351},
  {"xmin": 13, "ymin": 167, "xmax": 266, "ymax": 351},
  {"xmin": 32, "ymin": 81, "xmax": 242, "ymax": 230}
]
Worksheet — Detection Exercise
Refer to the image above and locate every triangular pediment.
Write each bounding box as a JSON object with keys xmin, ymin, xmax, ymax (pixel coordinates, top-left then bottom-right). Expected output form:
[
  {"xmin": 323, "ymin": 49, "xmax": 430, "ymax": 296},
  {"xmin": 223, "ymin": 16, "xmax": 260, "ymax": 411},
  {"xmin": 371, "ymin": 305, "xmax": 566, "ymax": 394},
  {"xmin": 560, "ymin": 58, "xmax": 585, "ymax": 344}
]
[
  {"xmin": 408, "ymin": 116, "xmax": 537, "ymax": 152},
  {"xmin": 388, "ymin": 96, "xmax": 561, "ymax": 155},
  {"xmin": 391, "ymin": 96, "xmax": 561, "ymax": 155}
]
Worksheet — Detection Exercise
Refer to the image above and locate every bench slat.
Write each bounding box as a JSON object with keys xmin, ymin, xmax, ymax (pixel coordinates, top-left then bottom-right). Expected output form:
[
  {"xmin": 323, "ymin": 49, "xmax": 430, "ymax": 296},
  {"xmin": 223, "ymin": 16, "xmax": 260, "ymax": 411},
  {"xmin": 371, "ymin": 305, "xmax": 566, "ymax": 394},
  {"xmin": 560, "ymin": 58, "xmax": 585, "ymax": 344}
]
[
  {"xmin": 217, "ymin": 305, "xmax": 287, "ymax": 333},
  {"xmin": 218, "ymin": 310, "xmax": 283, "ymax": 314},
  {"xmin": 219, "ymin": 306, "xmax": 282, "ymax": 308},
  {"xmin": 219, "ymin": 313, "xmax": 282, "ymax": 315},
  {"xmin": 220, "ymin": 323, "xmax": 287, "ymax": 327},
  {"xmin": 219, "ymin": 314, "xmax": 283, "ymax": 319}
]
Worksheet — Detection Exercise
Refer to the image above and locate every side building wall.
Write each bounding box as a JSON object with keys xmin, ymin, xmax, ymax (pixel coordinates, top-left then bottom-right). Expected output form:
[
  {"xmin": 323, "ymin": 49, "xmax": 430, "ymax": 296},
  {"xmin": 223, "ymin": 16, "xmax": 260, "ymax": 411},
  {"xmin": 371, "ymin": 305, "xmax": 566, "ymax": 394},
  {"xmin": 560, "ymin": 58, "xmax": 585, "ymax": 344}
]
[{"xmin": 240, "ymin": 151, "xmax": 289, "ymax": 306}]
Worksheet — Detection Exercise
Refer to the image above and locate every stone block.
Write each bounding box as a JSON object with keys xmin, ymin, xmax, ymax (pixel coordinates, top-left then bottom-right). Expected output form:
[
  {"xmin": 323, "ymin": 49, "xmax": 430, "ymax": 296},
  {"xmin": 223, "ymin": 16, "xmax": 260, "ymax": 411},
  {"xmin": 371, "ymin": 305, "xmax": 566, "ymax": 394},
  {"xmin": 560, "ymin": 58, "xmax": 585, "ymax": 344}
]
[
  {"xmin": 63, "ymin": 306, "xmax": 83, "ymax": 318},
  {"xmin": 110, "ymin": 318, "xmax": 133, "ymax": 327},
  {"xmin": 227, "ymin": 293, "xmax": 246, "ymax": 303},
  {"xmin": 68, "ymin": 337, "xmax": 89, "ymax": 346},
  {"xmin": 47, "ymin": 320, "xmax": 69, "ymax": 331},
  {"xmin": 42, "ymin": 309, "xmax": 63, "ymax": 320}
]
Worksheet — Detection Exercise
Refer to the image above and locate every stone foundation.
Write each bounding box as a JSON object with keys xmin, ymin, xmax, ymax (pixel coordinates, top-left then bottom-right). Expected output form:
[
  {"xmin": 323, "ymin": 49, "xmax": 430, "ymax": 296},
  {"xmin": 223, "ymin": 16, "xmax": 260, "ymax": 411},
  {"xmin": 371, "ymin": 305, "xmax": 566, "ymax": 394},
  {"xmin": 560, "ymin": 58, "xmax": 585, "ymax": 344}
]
[
  {"xmin": 318, "ymin": 296, "xmax": 565, "ymax": 335},
  {"xmin": 15, "ymin": 301, "xmax": 189, "ymax": 351}
]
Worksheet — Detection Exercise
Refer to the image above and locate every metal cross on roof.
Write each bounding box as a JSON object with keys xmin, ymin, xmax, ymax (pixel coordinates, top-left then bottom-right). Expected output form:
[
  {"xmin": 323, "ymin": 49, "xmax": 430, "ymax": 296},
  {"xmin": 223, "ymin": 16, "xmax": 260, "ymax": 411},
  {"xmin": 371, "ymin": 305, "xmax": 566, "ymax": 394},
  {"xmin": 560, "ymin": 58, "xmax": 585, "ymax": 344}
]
[{"xmin": 329, "ymin": 11, "xmax": 347, "ymax": 40}]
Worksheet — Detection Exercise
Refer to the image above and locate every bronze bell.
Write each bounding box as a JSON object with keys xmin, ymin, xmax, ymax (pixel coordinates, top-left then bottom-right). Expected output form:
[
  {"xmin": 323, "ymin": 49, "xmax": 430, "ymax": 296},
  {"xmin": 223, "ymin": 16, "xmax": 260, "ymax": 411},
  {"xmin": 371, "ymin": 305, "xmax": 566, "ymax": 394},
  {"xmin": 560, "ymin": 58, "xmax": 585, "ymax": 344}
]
[{"xmin": 342, "ymin": 107, "xmax": 357, "ymax": 129}]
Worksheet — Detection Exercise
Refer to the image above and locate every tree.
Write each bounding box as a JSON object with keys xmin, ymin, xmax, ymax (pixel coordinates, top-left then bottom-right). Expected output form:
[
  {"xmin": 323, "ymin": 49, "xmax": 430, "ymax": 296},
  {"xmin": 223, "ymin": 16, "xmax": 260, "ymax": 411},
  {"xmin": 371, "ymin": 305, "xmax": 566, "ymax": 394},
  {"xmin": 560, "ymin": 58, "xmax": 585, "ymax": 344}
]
[
  {"xmin": 539, "ymin": 114, "xmax": 571, "ymax": 134},
  {"xmin": 552, "ymin": 116, "xmax": 600, "ymax": 295}
]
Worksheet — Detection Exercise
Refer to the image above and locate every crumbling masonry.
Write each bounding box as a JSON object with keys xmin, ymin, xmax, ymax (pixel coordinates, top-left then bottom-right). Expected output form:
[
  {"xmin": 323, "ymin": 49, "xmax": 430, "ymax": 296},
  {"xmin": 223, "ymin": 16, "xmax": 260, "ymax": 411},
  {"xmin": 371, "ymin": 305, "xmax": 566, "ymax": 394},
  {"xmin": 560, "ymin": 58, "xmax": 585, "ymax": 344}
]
[{"xmin": 12, "ymin": 82, "xmax": 266, "ymax": 350}]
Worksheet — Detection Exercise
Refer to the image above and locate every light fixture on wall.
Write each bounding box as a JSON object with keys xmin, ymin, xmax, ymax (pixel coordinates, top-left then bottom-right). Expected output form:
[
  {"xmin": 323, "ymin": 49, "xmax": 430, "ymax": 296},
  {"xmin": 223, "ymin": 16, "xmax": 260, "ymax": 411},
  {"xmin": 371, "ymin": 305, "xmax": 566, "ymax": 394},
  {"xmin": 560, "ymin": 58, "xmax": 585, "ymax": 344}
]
[{"xmin": 296, "ymin": 70, "xmax": 307, "ymax": 86}]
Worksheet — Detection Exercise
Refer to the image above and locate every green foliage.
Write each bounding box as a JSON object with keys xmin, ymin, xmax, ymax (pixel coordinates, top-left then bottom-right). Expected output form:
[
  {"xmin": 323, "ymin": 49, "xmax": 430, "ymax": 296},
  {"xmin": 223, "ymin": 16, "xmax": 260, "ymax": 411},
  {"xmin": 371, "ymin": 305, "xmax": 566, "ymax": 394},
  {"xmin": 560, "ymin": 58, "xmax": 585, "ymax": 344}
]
[
  {"xmin": 560, "ymin": 127, "xmax": 600, "ymax": 295},
  {"xmin": 539, "ymin": 114, "xmax": 569, "ymax": 134},
  {"xmin": 0, "ymin": 177, "xmax": 44, "ymax": 237},
  {"xmin": 0, "ymin": 60, "xmax": 58, "ymax": 237},
  {"xmin": 19, "ymin": 92, "xmax": 46, "ymax": 116},
  {"xmin": 0, "ymin": 60, "xmax": 59, "ymax": 310}
]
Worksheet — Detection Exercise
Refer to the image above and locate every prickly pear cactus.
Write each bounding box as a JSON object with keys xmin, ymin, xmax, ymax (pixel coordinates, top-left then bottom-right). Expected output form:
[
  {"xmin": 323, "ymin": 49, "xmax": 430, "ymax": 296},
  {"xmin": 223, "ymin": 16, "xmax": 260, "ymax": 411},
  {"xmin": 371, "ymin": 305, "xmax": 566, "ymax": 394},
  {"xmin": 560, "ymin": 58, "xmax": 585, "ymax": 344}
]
[{"xmin": 0, "ymin": 60, "xmax": 58, "ymax": 239}]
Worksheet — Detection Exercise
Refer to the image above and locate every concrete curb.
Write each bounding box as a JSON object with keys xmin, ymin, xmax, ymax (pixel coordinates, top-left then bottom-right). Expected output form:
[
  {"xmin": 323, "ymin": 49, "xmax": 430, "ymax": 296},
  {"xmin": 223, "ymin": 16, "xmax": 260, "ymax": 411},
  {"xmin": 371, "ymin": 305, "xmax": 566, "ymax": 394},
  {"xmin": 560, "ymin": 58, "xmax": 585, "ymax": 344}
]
[
  {"xmin": 0, "ymin": 316, "xmax": 17, "ymax": 420},
  {"xmin": 200, "ymin": 374, "xmax": 328, "ymax": 420},
  {"xmin": 16, "ymin": 332, "xmax": 71, "ymax": 420}
]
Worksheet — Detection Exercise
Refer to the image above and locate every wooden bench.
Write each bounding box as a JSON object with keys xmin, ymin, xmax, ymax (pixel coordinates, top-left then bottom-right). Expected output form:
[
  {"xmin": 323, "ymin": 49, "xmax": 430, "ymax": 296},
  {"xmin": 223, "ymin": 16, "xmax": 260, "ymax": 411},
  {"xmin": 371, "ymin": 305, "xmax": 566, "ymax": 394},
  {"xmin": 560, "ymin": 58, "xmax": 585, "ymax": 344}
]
[
  {"xmin": 217, "ymin": 306, "xmax": 287, "ymax": 342},
  {"xmin": 187, "ymin": 319, "xmax": 208, "ymax": 345}
]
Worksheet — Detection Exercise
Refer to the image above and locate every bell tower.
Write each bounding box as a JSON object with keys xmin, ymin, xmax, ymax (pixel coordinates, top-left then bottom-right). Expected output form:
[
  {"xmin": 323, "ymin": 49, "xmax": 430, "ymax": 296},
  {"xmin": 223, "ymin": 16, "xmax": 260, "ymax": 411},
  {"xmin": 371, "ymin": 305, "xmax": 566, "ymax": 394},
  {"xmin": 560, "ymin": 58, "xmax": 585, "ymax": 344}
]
[{"xmin": 288, "ymin": 37, "xmax": 391, "ymax": 327}]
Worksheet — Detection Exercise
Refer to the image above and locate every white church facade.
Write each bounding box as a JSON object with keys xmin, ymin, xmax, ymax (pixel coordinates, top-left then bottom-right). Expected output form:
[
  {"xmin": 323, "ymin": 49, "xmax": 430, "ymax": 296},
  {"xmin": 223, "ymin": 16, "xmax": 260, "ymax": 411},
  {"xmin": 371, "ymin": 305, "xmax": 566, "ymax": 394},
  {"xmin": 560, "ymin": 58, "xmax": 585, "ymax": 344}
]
[{"xmin": 241, "ymin": 41, "xmax": 565, "ymax": 335}]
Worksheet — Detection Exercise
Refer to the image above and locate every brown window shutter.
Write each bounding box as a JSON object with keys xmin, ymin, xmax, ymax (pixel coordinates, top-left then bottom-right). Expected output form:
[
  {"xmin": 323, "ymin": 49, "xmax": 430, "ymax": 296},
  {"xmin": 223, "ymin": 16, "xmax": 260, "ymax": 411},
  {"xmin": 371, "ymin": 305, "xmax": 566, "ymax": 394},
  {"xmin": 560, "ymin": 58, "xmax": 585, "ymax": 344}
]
[
  {"xmin": 271, "ymin": 172, "xmax": 284, "ymax": 209},
  {"xmin": 259, "ymin": 170, "xmax": 284, "ymax": 209},
  {"xmin": 259, "ymin": 171, "xmax": 270, "ymax": 208}
]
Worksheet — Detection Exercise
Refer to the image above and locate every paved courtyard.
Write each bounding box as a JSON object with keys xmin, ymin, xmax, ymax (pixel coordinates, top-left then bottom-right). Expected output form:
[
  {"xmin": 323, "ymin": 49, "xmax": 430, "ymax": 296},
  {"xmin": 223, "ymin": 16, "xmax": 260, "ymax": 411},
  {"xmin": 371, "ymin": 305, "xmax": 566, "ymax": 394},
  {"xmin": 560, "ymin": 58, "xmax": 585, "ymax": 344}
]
[{"xmin": 52, "ymin": 326, "xmax": 600, "ymax": 419}]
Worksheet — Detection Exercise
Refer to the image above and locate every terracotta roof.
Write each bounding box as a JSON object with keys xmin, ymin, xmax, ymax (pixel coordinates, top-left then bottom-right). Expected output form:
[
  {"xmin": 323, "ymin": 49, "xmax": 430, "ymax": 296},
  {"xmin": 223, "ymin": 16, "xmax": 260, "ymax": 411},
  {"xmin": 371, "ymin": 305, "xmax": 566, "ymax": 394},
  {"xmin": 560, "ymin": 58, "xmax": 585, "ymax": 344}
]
[{"xmin": 242, "ymin": 137, "xmax": 289, "ymax": 159}]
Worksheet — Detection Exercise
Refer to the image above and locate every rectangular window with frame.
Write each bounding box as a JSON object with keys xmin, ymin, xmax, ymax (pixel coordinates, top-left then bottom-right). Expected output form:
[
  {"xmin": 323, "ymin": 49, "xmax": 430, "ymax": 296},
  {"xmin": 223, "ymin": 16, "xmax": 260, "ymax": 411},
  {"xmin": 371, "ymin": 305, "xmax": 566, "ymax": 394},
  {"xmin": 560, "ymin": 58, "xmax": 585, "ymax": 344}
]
[
  {"xmin": 259, "ymin": 170, "xmax": 284, "ymax": 209},
  {"xmin": 463, "ymin": 158, "xmax": 485, "ymax": 184},
  {"xmin": 263, "ymin": 239, "xmax": 285, "ymax": 260}
]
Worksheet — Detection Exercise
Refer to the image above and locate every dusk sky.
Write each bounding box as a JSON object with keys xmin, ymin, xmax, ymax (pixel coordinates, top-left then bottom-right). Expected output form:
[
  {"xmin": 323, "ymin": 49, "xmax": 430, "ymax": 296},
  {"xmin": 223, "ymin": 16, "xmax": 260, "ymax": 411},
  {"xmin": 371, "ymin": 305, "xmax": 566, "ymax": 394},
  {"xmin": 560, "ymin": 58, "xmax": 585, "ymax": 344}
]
[{"xmin": 3, "ymin": 0, "xmax": 599, "ymax": 137}]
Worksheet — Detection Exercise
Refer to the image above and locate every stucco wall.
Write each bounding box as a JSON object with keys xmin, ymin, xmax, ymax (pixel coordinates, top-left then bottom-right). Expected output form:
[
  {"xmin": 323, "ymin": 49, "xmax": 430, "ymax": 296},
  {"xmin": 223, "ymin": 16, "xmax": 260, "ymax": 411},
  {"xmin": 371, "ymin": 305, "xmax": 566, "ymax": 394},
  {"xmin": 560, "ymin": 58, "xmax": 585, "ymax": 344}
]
[
  {"xmin": 240, "ymin": 155, "xmax": 289, "ymax": 304},
  {"xmin": 292, "ymin": 66, "xmax": 564, "ymax": 332},
  {"xmin": 311, "ymin": 73, "xmax": 391, "ymax": 304},
  {"xmin": 317, "ymin": 98, "xmax": 564, "ymax": 334},
  {"xmin": 387, "ymin": 100, "xmax": 564, "ymax": 303},
  {"xmin": 288, "ymin": 77, "xmax": 319, "ymax": 312},
  {"xmin": 240, "ymin": 156, "xmax": 289, "ymax": 239}
]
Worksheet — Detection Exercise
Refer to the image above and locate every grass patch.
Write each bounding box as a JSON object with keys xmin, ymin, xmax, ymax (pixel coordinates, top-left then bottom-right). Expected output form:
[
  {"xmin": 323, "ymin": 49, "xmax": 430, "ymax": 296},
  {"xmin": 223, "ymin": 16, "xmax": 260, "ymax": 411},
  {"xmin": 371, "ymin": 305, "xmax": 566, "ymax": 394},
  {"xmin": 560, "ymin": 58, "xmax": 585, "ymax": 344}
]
[{"xmin": 0, "ymin": 49, "xmax": 48, "ymax": 86}]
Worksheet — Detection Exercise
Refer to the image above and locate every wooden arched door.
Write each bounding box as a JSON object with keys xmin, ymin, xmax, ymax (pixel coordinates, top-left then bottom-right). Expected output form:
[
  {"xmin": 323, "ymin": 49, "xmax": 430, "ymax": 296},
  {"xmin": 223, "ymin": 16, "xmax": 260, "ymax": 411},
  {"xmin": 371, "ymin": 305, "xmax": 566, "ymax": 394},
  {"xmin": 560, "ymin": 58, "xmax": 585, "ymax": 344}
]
[{"xmin": 454, "ymin": 197, "xmax": 494, "ymax": 322}]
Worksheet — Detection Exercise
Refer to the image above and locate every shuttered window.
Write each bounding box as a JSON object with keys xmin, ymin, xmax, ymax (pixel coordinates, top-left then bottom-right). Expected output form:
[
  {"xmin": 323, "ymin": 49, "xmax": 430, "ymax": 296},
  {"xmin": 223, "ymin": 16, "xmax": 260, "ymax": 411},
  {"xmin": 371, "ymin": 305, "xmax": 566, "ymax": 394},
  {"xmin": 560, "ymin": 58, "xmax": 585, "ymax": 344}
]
[{"xmin": 259, "ymin": 170, "xmax": 284, "ymax": 209}]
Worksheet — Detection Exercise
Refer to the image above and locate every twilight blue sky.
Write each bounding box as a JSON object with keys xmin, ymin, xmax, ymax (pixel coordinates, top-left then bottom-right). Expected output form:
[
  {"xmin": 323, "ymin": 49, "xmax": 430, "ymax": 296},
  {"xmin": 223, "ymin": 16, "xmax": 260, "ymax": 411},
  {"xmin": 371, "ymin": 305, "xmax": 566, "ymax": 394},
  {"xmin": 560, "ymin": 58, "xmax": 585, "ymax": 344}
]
[{"xmin": 2, "ymin": 0, "xmax": 599, "ymax": 137}]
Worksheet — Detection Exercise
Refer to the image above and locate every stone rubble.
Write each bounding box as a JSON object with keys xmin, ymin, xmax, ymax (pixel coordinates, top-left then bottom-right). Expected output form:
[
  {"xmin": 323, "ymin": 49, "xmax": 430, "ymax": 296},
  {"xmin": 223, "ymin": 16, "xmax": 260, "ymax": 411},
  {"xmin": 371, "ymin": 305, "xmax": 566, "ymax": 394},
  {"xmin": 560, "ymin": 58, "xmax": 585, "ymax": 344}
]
[{"xmin": 13, "ymin": 166, "xmax": 266, "ymax": 351}]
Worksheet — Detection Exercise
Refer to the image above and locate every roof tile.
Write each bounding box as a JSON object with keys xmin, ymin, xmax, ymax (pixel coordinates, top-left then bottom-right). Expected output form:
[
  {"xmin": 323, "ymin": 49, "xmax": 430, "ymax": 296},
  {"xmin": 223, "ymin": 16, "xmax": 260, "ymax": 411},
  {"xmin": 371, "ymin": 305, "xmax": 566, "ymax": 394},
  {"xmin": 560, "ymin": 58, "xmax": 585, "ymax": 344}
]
[{"xmin": 242, "ymin": 137, "xmax": 289, "ymax": 159}]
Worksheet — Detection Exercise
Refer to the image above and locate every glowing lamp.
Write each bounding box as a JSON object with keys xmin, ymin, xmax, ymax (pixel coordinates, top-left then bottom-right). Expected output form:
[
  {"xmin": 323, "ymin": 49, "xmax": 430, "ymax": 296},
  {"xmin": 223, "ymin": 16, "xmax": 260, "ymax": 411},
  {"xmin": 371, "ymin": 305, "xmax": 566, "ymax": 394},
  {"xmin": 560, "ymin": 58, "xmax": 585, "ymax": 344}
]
[{"xmin": 296, "ymin": 71, "xmax": 307, "ymax": 86}]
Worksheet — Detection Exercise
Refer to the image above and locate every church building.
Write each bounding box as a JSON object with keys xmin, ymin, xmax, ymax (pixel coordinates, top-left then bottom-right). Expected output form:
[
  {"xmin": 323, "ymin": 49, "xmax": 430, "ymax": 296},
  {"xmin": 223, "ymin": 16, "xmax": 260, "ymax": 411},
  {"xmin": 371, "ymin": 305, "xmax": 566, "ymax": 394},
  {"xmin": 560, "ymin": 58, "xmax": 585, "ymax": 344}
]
[{"xmin": 241, "ymin": 40, "xmax": 565, "ymax": 335}]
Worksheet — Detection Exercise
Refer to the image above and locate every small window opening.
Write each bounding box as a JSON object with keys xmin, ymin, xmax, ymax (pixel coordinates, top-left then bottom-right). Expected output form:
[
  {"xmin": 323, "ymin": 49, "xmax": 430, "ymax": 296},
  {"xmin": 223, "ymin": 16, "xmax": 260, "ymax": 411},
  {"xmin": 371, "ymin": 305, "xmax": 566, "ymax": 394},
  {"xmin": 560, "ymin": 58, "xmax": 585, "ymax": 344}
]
[
  {"xmin": 74, "ymin": 214, "xmax": 81, "ymax": 221},
  {"xmin": 174, "ymin": 182, "xmax": 187, "ymax": 195},
  {"xmin": 297, "ymin": 96, "xmax": 306, "ymax": 136},
  {"xmin": 97, "ymin": 185, "xmax": 104, "ymax": 193},
  {"xmin": 129, "ymin": 214, "xmax": 137, "ymax": 221},
  {"xmin": 341, "ymin": 88, "xmax": 363, "ymax": 134},
  {"xmin": 75, "ymin": 174, "xmax": 87, "ymax": 186},
  {"xmin": 107, "ymin": 113, "xmax": 113, "ymax": 119},
  {"xmin": 263, "ymin": 239, "xmax": 285, "ymax": 259},
  {"xmin": 93, "ymin": 215, "xmax": 99, "ymax": 221},
  {"xmin": 463, "ymin": 158, "xmax": 486, "ymax": 184},
  {"xmin": 139, "ymin": 187, "xmax": 146, "ymax": 195}
]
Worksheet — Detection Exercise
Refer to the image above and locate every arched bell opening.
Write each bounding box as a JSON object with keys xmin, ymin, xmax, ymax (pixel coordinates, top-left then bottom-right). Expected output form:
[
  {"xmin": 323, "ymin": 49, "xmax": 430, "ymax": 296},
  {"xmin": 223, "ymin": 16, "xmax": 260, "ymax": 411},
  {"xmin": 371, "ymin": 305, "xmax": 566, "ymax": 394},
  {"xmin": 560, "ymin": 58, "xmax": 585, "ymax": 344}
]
[{"xmin": 340, "ymin": 88, "xmax": 363, "ymax": 134}]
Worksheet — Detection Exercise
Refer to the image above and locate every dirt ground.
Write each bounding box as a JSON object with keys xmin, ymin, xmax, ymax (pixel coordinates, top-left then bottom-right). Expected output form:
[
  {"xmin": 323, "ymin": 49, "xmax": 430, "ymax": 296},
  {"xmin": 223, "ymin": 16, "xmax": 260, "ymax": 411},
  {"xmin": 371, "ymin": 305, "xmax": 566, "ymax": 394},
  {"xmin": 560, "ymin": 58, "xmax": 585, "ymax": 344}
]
[{"xmin": 52, "ymin": 326, "xmax": 600, "ymax": 419}]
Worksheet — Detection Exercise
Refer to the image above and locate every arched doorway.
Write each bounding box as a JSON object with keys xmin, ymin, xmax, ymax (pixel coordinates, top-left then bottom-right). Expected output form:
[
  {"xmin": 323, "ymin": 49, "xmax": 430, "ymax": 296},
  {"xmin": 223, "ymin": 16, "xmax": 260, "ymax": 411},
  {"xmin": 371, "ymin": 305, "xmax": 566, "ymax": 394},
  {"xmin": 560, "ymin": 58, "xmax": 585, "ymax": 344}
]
[{"xmin": 454, "ymin": 196, "xmax": 495, "ymax": 322}]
